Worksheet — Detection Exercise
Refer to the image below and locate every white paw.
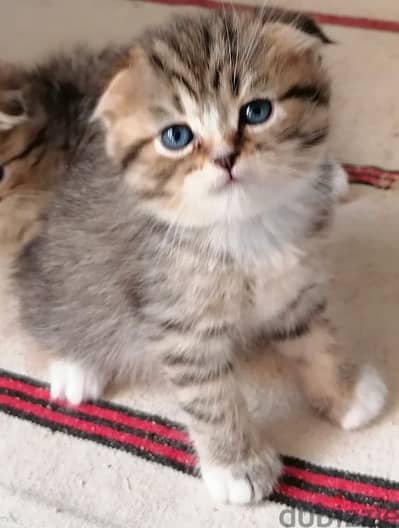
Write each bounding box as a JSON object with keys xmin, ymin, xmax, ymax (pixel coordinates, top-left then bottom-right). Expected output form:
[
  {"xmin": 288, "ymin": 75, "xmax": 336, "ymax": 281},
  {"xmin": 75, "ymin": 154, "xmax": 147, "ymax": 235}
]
[
  {"xmin": 49, "ymin": 359, "xmax": 104, "ymax": 405},
  {"xmin": 201, "ymin": 465, "xmax": 254, "ymax": 504},
  {"xmin": 341, "ymin": 366, "xmax": 387, "ymax": 431},
  {"xmin": 331, "ymin": 161, "xmax": 350, "ymax": 202},
  {"xmin": 201, "ymin": 451, "xmax": 282, "ymax": 505}
]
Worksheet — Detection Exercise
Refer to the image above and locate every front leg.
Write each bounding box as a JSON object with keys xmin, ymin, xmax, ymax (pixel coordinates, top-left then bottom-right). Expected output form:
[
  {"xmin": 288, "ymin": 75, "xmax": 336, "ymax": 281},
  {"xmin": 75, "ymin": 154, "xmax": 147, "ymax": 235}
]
[{"xmin": 162, "ymin": 334, "xmax": 282, "ymax": 504}]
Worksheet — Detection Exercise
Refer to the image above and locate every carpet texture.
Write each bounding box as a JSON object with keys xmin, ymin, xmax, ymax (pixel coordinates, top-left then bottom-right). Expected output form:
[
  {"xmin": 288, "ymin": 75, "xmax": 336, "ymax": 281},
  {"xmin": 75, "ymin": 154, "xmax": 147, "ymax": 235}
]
[{"xmin": 0, "ymin": 1, "xmax": 399, "ymax": 527}]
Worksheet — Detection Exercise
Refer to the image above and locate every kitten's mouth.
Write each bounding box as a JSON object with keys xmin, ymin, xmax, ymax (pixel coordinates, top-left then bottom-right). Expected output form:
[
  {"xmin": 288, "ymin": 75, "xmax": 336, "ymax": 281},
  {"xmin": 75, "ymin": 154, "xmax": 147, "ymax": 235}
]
[
  {"xmin": 214, "ymin": 170, "xmax": 239, "ymax": 193},
  {"xmin": 225, "ymin": 172, "xmax": 237, "ymax": 185}
]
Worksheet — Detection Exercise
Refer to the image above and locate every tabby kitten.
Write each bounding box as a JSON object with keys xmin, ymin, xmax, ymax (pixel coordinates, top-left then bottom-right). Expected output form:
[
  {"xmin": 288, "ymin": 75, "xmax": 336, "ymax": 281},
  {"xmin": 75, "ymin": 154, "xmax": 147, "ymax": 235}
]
[
  {"xmin": 0, "ymin": 64, "xmax": 50, "ymax": 245},
  {"xmin": 0, "ymin": 49, "xmax": 124, "ymax": 245},
  {"xmin": 14, "ymin": 9, "xmax": 385, "ymax": 504}
]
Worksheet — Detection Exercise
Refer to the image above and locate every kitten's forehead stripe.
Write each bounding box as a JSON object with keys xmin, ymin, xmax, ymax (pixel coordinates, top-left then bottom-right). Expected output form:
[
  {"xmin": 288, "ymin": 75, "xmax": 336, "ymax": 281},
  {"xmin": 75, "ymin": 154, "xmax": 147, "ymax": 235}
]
[
  {"xmin": 212, "ymin": 68, "xmax": 221, "ymax": 91},
  {"xmin": 170, "ymin": 72, "xmax": 199, "ymax": 101},
  {"xmin": 149, "ymin": 53, "xmax": 199, "ymax": 102},
  {"xmin": 172, "ymin": 94, "xmax": 184, "ymax": 114},
  {"xmin": 149, "ymin": 53, "xmax": 166, "ymax": 73},
  {"xmin": 202, "ymin": 26, "xmax": 213, "ymax": 61},
  {"xmin": 165, "ymin": 34, "xmax": 186, "ymax": 64}
]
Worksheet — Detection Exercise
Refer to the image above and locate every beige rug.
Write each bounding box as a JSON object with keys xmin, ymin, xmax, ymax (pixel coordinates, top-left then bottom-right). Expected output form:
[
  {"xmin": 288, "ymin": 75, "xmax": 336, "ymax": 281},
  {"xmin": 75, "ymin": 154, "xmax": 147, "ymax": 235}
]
[{"xmin": 1, "ymin": 1, "xmax": 399, "ymax": 527}]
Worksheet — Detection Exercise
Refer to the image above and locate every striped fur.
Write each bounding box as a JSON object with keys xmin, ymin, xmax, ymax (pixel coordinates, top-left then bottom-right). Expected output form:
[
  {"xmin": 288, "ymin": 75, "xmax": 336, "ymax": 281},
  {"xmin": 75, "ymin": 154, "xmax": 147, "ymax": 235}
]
[{"xmin": 13, "ymin": 9, "xmax": 384, "ymax": 504}]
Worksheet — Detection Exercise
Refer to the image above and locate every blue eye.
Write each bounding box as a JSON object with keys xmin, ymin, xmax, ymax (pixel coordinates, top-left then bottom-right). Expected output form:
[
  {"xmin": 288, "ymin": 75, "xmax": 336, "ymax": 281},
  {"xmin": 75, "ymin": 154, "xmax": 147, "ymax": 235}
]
[
  {"xmin": 241, "ymin": 99, "xmax": 272, "ymax": 126},
  {"xmin": 161, "ymin": 124, "xmax": 194, "ymax": 150}
]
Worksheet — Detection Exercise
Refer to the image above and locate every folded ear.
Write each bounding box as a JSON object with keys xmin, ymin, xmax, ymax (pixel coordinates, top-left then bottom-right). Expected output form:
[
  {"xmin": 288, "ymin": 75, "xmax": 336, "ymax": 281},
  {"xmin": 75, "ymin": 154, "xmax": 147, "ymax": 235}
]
[
  {"xmin": 0, "ymin": 63, "xmax": 28, "ymax": 131},
  {"xmin": 93, "ymin": 47, "xmax": 158, "ymax": 162},
  {"xmin": 291, "ymin": 13, "xmax": 332, "ymax": 45},
  {"xmin": 259, "ymin": 7, "xmax": 332, "ymax": 45},
  {"xmin": 267, "ymin": 21, "xmax": 328, "ymax": 54},
  {"xmin": 93, "ymin": 47, "xmax": 154, "ymax": 125}
]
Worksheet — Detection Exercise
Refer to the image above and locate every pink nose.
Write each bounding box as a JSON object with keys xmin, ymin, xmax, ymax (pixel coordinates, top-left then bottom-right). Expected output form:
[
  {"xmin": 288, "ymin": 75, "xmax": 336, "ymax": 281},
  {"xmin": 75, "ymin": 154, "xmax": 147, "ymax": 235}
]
[{"xmin": 213, "ymin": 151, "xmax": 238, "ymax": 173}]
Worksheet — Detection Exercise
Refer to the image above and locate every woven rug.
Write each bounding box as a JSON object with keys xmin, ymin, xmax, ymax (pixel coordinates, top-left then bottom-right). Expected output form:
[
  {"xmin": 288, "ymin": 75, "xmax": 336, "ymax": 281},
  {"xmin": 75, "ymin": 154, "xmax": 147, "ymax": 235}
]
[{"xmin": 1, "ymin": 1, "xmax": 399, "ymax": 527}]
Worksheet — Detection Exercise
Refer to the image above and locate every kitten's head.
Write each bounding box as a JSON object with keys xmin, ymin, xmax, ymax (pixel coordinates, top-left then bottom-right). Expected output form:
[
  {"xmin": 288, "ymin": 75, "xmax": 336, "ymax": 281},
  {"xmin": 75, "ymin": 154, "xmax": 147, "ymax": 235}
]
[{"xmin": 95, "ymin": 9, "xmax": 331, "ymax": 227}]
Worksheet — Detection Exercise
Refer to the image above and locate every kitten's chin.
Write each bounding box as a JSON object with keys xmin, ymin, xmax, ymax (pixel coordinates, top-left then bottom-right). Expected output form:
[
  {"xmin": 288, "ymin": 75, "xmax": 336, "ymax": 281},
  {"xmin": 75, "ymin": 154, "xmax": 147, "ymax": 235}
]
[{"xmin": 149, "ymin": 187, "xmax": 271, "ymax": 229}]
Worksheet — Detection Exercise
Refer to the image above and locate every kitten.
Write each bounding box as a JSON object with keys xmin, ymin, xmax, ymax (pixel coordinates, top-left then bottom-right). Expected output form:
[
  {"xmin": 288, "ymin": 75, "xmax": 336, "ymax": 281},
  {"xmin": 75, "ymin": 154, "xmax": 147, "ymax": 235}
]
[
  {"xmin": 0, "ymin": 49, "xmax": 125, "ymax": 246},
  {"xmin": 14, "ymin": 9, "xmax": 385, "ymax": 504}
]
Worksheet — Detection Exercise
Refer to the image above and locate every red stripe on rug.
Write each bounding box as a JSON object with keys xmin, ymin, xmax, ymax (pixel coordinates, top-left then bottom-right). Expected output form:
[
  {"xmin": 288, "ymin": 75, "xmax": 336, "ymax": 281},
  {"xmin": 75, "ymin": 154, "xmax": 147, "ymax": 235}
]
[
  {"xmin": 278, "ymin": 483, "xmax": 399, "ymax": 524},
  {"xmin": 0, "ymin": 393, "xmax": 197, "ymax": 467},
  {"xmin": 347, "ymin": 166, "xmax": 399, "ymax": 178},
  {"xmin": 0, "ymin": 376, "xmax": 189, "ymax": 444},
  {"xmin": 139, "ymin": 0, "xmax": 399, "ymax": 34},
  {"xmin": 345, "ymin": 165, "xmax": 399, "ymax": 189},
  {"xmin": 285, "ymin": 466, "xmax": 399, "ymax": 503},
  {"xmin": 311, "ymin": 13, "xmax": 399, "ymax": 34}
]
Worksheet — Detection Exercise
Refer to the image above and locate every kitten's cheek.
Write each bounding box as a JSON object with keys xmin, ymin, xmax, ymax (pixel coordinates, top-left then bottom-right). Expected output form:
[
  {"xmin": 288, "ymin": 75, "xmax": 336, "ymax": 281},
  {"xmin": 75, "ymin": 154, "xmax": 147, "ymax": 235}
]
[
  {"xmin": 184, "ymin": 166, "xmax": 221, "ymax": 196},
  {"xmin": 182, "ymin": 170, "xmax": 211, "ymax": 203},
  {"xmin": 231, "ymin": 160, "xmax": 256, "ymax": 184}
]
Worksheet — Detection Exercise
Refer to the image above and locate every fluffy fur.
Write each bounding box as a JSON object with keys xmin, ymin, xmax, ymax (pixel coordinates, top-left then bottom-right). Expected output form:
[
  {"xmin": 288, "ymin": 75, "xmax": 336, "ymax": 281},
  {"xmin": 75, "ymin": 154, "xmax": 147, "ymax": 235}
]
[{"xmin": 14, "ymin": 8, "xmax": 383, "ymax": 504}]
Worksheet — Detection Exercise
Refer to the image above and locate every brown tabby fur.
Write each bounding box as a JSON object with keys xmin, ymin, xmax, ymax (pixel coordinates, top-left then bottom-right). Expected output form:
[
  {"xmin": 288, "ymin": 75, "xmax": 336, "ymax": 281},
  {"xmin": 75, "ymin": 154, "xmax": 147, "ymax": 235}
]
[
  {"xmin": 0, "ymin": 49, "xmax": 125, "ymax": 245},
  {"xmin": 0, "ymin": 65, "xmax": 50, "ymax": 244}
]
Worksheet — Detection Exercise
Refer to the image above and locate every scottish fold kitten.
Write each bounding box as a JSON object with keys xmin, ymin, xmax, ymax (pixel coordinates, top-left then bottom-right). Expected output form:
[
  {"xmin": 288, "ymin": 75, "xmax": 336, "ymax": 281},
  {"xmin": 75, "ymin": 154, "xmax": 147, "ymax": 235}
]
[{"xmin": 14, "ymin": 9, "xmax": 385, "ymax": 504}]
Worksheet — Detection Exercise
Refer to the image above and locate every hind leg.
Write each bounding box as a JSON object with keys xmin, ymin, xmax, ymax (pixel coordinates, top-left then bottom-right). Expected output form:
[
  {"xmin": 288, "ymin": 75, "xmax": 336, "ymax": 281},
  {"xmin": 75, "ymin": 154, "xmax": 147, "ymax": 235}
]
[{"xmin": 276, "ymin": 318, "xmax": 387, "ymax": 430}]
